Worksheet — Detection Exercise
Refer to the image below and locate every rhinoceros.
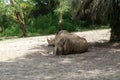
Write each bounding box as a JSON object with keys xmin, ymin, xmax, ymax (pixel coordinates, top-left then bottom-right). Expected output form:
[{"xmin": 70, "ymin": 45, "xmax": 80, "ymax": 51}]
[
  {"xmin": 47, "ymin": 30, "xmax": 88, "ymax": 55},
  {"xmin": 47, "ymin": 30, "xmax": 69, "ymax": 46}
]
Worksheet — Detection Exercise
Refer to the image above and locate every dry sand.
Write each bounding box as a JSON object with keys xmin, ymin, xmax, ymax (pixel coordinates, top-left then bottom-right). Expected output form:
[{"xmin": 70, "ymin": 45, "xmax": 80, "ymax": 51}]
[{"xmin": 0, "ymin": 29, "xmax": 120, "ymax": 80}]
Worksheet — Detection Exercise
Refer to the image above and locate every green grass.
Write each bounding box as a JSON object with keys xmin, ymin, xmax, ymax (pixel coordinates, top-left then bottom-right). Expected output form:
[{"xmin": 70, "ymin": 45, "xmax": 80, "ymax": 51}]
[{"xmin": 0, "ymin": 25, "xmax": 109, "ymax": 40}]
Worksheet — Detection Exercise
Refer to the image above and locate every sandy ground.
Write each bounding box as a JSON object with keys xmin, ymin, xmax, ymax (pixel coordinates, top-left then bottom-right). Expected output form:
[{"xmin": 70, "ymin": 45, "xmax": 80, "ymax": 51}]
[{"xmin": 0, "ymin": 29, "xmax": 120, "ymax": 80}]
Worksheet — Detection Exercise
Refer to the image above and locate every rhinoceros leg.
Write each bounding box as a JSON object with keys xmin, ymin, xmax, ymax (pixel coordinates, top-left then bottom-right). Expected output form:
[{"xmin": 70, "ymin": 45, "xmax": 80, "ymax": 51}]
[{"xmin": 54, "ymin": 38, "xmax": 72, "ymax": 55}]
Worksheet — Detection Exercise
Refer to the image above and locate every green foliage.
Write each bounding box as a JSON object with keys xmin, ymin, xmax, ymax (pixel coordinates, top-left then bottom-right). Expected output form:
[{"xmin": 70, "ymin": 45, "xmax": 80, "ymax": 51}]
[
  {"xmin": 0, "ymin": 1, "xmax": 14, "ymax": 29},
  {"xmin": 55, "ymin": 0, "xmax": 70, "ymax": 14},
  {"xmin": 27, "ymin": 13, "xmax": 58, "ymax": 35},
  {"xmin": 70, "ymin": 0, "xmax": 83, "ymax": 19},
  {"xmin": 31, "ymin": 0, "xmax": 59, "ymax": 17},
  {"xmin": 0, "ymin": 0, "xmax": 110, "ymax": 38},
  {"xmin": 0, "ymin": 23, "xmax": 22, "ymax": 37},
  {"xmin": 0, "ymin": 13, "xmax": 109, "ymax": 37},
  {"xmin": 62, "ymin": 19, "xmax": 76, "ymax": 32}
]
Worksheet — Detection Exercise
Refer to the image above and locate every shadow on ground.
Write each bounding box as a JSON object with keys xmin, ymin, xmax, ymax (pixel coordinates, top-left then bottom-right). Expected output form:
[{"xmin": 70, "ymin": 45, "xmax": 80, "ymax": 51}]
[{"xmin": 0, "ymin": 41, "xmax": 120, "ymax": 80}]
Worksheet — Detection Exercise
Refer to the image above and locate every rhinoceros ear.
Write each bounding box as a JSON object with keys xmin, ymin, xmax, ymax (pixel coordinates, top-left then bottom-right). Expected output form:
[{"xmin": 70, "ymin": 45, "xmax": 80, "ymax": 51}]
[
  {"xmin": 47, "ymin": 38, "xmax": 50, "ymax": 43},
  {"xmin": 59, "ymin": 38, "xmax": 66, "ymax": 45}
]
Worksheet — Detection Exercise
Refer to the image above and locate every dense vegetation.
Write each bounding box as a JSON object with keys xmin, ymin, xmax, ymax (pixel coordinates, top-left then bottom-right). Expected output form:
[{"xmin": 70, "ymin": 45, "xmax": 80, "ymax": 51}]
[{"xmin": 0, "ymin": 0, "xmax": 119, "ymax": 41}]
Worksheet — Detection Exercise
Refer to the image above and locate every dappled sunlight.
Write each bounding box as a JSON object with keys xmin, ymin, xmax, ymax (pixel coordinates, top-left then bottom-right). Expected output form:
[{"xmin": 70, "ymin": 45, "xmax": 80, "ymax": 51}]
[
  {"xmin": 43, "ymin": 76, "xmax": 54, "ymax": 80},
  {"xmin": 64, "ymin": 69, "xmax": 102, "ymax": 79},
  {"xmin": 59, "ymin": 58, "xmax": 72, "ymax": 64},
  {"xmin": 0, "ymin": 29, "xmax": 120, "ymax": 79},
  {"xmin": 0, "ymin": 36, "xmax": 48, "ymax": 62},
  {"xmin": 0, "ymin": 45, "xmax": 120, "ymax": 79}
]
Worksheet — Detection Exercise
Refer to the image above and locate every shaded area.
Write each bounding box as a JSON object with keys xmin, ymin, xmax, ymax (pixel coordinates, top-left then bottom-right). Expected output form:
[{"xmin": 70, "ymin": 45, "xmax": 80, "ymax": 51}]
[
  {"xmin": 0, "ymin": 41, "xmax": 120, "ymax": 80},
  {"xmin": 89, "ymin": 41, "xmax": 120, "ymax": 49}
]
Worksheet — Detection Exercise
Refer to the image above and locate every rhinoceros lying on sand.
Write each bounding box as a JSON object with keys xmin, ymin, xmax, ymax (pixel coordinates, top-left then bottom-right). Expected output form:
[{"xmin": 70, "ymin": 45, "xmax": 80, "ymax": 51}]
[
  {"xmin": 47, "ymin": 30, "xmax": 69, "ymax": 46},
  {"xmin": 47, "ymin": 30, "xmax": 88, "ymax": 55}
]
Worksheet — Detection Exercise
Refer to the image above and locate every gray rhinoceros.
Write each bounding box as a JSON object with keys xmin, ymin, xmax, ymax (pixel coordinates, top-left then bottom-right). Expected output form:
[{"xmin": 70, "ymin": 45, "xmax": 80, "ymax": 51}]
[
  {"xmin": 47, "ymin": 30, "xmax": 69, "ymax": 46},
  {"xmin": 47, "ymin": 30, "xmax": 88, "ymax": 55}
]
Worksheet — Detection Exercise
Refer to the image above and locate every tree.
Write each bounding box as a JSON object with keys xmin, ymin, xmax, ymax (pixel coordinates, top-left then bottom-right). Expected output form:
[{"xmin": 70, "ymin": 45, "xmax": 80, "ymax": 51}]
[
  {"xmin": 31, "ymin": 0, "xmax": 59, "ymax": 17},
  {"xmin": 0, "ymin": 0, "xmax": 13, "ymax": 33},
  {"xmin": 10, "ymin": 0, "xmax": 27, "ymax": 37},
  {"xmin": 69, "ymin": 0, "xmax": 120, "ymax": 42},
  {"xmin": 109, "ymin": 0, "xmax": 120, "ymax": 41},
  {"xmin": 55, "ymin": 0, "xmax": 70, "ymax": 31}
]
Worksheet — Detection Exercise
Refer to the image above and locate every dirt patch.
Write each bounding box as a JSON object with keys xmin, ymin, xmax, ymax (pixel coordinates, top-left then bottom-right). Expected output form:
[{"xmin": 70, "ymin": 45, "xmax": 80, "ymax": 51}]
[{"xmin": 0, "ymin": 29, "xmax": 120, "ymax": 80}]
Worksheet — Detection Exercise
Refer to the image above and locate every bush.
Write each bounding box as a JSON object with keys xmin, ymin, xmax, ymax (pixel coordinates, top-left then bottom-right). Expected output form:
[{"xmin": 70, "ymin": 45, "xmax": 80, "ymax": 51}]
[
  {"xmin": 0, "ymin": 13, "xmax": 109, "ymax": 37},
  {"xmin": 27, "ymin": 13, "xmax": 58, "ymax": 35},
  {"xmin": 0, "ymin": 23, "xmax": 22, "ymax": 37}
]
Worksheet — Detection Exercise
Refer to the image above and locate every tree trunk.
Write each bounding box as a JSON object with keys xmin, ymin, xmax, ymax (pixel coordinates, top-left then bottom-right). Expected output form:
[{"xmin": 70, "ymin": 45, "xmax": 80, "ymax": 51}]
[
  {"xmin": 10, "ymin": 0, "xmax": 27, "ymax": 37},
  {"xmin": 58, "ymin": 12, "xmax": 63, "ymax": 31},
  {"xmin": 19, "ymin": 19, "xmax": 27, "ymax": 37},
  {"xmin": 110, "ymin": 23, "xmax": 120, "ymax": 42},
  {"xmin": 110, "ymin": 31, "xmax": 120, "ymax": 42},
  {"xmin": 110, "ymin": 0, "xmax": 120, "ymax": 42}
]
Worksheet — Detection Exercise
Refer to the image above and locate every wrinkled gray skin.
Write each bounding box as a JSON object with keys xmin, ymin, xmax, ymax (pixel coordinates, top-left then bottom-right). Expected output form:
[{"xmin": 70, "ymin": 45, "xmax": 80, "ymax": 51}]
[
  {"xmin": 47, "ymin": 30, "xmax": 88, "ymax": 55},
  {"xmin": 47, "ymin": 30, "xmax": 69, "ymax": 46}
]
